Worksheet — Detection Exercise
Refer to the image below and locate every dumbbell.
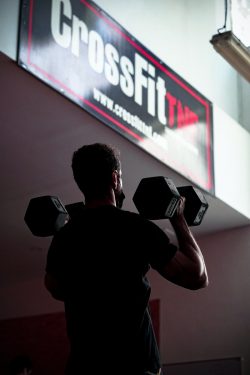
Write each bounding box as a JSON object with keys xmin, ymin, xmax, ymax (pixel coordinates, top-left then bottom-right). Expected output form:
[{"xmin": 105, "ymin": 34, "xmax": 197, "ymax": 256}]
[
  {"xmin": 25, "ymin": 177, "xmax": 208, "ymax": 237},
  {"xmin": 24, "ymin": 196, "xmax": 84, "ymax": 237},
  {"xmin": 132, "ymin": 176, "xmax": 208, "ymax": 226}
]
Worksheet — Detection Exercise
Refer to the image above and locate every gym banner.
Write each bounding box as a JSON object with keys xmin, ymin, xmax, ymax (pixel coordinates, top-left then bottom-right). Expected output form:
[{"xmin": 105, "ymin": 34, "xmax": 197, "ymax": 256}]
[{"xmin": 18, "ymin": 0, "xmax": 214, "ymax": 193}]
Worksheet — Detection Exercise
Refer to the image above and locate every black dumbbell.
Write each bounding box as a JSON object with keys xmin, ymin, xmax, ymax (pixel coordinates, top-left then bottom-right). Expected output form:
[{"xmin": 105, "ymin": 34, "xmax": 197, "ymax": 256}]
[
  {"xmin": 24, "ymin": 196, "xmax": 84, "ymax": 237},
  {"xmin": 132, "ymin": 176, "xmax": 209, "ymax": 226}
]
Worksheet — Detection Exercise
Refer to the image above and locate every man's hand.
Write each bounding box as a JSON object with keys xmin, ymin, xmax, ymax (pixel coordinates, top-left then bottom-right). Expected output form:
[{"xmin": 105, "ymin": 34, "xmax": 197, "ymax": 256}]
[
  {"xmin": 170, "ymin": 196, "xmax": 186, "ymax": 222},
  {"xmin": 158, "ymin": 196, "xmax": 209, "ymax": 290}
]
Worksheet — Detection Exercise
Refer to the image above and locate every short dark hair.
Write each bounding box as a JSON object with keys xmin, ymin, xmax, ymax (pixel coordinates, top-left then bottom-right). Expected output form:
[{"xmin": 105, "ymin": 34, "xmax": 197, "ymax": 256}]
[{"xmin": 72, "ymin": 143, "xmax": 121, "ymax": 199}]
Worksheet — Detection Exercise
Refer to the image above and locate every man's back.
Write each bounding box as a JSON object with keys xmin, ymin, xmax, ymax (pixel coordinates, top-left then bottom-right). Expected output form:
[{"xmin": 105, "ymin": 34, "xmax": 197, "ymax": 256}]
[{"xmin": 46, "ymin": 205, "xmax": 176, "ymax": 373}]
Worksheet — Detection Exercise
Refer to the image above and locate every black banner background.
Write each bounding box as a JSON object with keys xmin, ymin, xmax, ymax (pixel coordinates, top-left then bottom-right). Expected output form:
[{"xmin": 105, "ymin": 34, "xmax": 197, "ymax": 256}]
[{"xmin": 18, "ymin": 0, "xmax": 214, "ymax": 193}]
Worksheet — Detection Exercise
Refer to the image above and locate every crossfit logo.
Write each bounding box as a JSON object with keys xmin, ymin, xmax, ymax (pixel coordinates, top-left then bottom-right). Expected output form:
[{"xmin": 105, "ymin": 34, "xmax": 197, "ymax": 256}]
[
  {"xmin": 18, "ymin": 0, "xmax": 214, "ymax": 193},
  {"xmin": 50, "ymin": 0, "xmax": 200, "ymax": 130},
  {"xmin": 51, "ymin": 0, "xmax": 167, "ymax": 125}
]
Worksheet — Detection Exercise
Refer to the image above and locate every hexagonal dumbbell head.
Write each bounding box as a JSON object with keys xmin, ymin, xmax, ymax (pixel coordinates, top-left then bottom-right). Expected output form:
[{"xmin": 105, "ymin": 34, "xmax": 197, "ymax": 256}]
[
  {"xmin": 177, "ymin": 186, "xmax": 209, "ymax": 226},
  {"xmin": 133, "ymin": 176, "xmax": 181, "ymax": 220},
  {"xmin": 24, "ymin": 196, "xmax": 69, "ymax": 237}
]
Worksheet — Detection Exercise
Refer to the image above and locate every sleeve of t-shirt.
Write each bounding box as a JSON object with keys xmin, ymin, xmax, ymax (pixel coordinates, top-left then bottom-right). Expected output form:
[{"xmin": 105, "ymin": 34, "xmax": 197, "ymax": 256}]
[{"xmin": 144, "ymin": 219, "xmax": 177, "ymax": 271}]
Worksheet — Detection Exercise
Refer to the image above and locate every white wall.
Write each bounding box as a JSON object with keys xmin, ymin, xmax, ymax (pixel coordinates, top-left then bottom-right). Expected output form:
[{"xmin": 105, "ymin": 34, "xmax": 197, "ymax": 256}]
[
  {"xmin": 213, "ymin": 105, "xmax": 250, "ymax": 218},
  {"xmin": 0, "ymin": 0, "xmax": 20, "ymax": 60}
]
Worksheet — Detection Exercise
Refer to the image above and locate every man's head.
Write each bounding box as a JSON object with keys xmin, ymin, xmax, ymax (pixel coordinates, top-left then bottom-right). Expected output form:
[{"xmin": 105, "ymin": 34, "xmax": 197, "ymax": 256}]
[{"xmin": 72, "ymin": 143, "xmax": 124, "ymax": 207}]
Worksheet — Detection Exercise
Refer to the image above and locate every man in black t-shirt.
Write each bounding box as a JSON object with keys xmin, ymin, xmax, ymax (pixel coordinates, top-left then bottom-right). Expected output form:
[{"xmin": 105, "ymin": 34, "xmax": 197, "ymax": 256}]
[{"xmin": 45, "ymin": 143, "xmax": 208, "ymax": 375}]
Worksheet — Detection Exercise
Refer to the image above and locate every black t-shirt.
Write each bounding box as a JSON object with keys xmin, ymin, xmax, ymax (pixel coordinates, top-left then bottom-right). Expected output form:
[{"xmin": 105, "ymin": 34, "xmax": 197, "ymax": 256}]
[{"xmin": 46, "ymin": 205, "xmax": 177, "ymax": 374}]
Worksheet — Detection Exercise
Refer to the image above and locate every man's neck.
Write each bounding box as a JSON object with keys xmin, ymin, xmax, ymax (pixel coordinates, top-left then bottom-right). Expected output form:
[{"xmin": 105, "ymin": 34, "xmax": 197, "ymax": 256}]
[{"xmin": 85, "ymin": 191, "xmax": 116, "ymax": 208}]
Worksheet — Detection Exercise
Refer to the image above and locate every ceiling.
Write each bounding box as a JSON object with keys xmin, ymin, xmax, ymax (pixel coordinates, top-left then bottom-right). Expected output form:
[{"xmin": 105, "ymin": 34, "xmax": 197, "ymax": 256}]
[{"xmin": 1, "ymin": 51, "xmax": 250, "ymax": 288}]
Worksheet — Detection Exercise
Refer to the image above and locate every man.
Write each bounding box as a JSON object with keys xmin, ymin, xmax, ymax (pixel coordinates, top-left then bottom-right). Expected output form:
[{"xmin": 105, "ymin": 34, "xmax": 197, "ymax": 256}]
[{"xmin": 45, "ymin": 143, "xmax": 208, "ymax": 375}]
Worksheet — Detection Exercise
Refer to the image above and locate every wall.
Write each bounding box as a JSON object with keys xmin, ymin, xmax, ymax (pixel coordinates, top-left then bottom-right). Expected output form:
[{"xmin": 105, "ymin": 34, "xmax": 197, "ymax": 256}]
[
  {"xmin": 0, "ymin": 0, "xmax": 20, "ymax": 60},
  {"xmin": 213, "ymin": 105, "xmax": 250, "ymax": 218}
]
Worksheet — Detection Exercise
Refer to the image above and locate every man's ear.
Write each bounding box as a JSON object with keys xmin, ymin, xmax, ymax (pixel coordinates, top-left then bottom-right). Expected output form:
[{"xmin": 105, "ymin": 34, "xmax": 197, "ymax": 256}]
[{"xmin": 111, "ymin": 170, "xmax": 118, "ymax": 190}]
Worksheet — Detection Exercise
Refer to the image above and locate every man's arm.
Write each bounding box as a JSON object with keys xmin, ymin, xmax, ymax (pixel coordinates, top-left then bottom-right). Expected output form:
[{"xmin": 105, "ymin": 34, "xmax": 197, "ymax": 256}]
[{"xmin": 157, "ymin": 197, "xmax": 209, "ymax": 290}]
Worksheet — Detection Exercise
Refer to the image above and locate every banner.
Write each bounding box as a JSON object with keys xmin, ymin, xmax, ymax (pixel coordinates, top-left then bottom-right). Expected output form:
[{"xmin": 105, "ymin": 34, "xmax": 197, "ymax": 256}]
[{"xmin": 18, "ymin": 0, "xmax": 214, "ymax": 193}]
